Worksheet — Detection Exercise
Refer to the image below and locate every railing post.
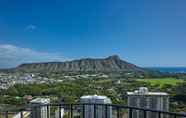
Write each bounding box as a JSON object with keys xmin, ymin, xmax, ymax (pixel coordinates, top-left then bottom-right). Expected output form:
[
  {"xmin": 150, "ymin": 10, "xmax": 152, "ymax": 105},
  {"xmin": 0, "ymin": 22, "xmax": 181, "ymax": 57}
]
[
  {"xmin": 30, "ymin": 106, "xmax": 33, "ymax": 118},
  {"xmin": 94, "ymin": 104, "xmax": 96, "ymax": 118},
  {"xmin": 47, "ymin": 105, "xmax": 49, "ymax": 118},
  {"xmin": 59, "ymin": 105, "xmax": 61, "ymax": 118},
  {"xmin": 20, "ymin": 111, "xmax": 23, "ymax": 118},
  {"xmin": 143, "ymin": 110, "xmax": 146, "ymax": 118},
  {"xmin": 174, "ymin": 114, "xmax": 177, "ymax": 118},
  {"xmin": 158, "ymin": 112, "xmax": 161, "ymax": 118},
  {"xmin": 82, "ymin": 104, "xmax": 85, "ymax": 118},
  {"xmin": 105, "ymin": 105, "xmax": 108, "ymax": 118},
  {"xmin": 129, "ymin": 108, "xmax": 132, "ymax": 118},
  {"xmin": 70, "ymin": 104, "xmax": 73, "ymax": 118},
  {"xmin": 5, "ymin": 111, "xmax": 8, "ymax": 118},
  {"xmin": 116, "ymin": 107, "xmax": 120, "ymax": 118}
]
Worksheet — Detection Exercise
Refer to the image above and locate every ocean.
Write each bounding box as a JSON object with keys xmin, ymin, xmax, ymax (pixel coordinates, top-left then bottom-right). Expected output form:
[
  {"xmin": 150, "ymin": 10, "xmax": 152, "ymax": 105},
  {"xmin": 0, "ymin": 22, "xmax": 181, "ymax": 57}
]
[{"xmin": 146, "ymin": 67, "xmax": 186, "ymax": 73}]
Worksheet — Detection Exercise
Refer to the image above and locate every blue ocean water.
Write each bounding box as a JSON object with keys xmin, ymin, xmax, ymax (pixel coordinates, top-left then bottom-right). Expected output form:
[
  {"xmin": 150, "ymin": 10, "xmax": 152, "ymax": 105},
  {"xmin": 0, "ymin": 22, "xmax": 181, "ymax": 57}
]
[{"xmin": 146, "ymin": 67, "xmax": 186, "ymax": 73}]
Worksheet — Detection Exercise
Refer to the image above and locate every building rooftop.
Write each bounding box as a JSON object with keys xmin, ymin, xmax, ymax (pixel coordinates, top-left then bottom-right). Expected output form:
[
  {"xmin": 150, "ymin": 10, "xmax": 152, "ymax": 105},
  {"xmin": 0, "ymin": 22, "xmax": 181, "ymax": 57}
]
[
  {"xmin": 30, "ymin": 98, "xmax": 50, "ymax": 104},
  {"xmin": 127, "ymin": 87, "xmax": 169, "ymax": 96},
  {"xmin": 127, "ymin": 92, "xmax": 168, "ymax": 96},
  {"xmin": 80, "ymin": 95, "xmax": 108, "ymax": 99}
]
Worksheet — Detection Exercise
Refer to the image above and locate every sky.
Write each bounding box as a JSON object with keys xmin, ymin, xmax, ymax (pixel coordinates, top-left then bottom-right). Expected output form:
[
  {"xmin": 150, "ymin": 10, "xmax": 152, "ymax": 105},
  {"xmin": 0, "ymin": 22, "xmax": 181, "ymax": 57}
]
[{"xmin": 0, "ymin": 0, "xmax": 186, "ymax": 68}]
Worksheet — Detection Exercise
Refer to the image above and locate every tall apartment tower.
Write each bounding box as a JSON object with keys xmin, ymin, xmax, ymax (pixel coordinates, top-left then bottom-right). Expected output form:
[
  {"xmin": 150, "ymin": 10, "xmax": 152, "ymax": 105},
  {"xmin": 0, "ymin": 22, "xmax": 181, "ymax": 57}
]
[
  {"xmin": 55, "ymin": 98, "xmax": 65, "ymax": 118},
  {"xmin": 30, "ymin": 98, "xmax": 50, "ymax": 118},
  {"xmin": 80, "ymin": 95, "xmax": 112, "ymax": 118},
  {"xmin": 127, "ymin": 87, "xmax": 169, "ymax": 118},
  {"xmin": 55, "ymin": 108, "xmax": 64, "ymax": 118}
]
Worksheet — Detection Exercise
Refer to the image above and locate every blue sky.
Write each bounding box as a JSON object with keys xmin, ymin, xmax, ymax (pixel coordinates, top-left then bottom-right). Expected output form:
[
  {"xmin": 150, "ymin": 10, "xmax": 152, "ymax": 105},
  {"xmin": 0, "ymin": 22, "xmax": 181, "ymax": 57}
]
[{"xmin": 0, "ymin": 0, "xmax": 186, "ymax": 68}]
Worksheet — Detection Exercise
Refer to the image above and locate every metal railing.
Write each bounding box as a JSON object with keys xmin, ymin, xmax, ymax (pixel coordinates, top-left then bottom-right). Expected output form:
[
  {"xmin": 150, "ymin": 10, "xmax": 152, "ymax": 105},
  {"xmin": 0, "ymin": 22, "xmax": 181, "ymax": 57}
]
[{"xmin": 1, "ymin": 103, "xmax": 186, "ymax": 118}]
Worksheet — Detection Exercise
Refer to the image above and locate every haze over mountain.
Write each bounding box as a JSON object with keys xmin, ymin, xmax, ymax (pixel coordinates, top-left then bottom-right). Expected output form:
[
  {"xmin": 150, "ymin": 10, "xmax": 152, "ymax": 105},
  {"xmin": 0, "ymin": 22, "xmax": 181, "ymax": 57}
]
[{"xmin": 12, "ymin": 55, "xmax": 145, "ymax": 73}]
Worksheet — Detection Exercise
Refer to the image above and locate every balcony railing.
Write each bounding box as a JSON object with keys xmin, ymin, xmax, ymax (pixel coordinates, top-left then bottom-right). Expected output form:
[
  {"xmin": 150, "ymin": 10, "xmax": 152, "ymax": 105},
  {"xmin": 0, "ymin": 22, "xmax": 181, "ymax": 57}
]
[{"xmin": 0, "ymin": 103, "xmax": 186, "ymax": 118}]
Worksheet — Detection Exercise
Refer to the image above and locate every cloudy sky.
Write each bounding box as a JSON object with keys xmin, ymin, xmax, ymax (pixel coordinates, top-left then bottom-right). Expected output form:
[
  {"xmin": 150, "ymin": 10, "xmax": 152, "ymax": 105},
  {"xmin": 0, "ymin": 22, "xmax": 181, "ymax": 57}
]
[
  {"xmin": 0, "ymin": 0, "xmax": 186, "ymax": 68},
  {"xmin": 0, "ymin": 44, "xmax": 64, "ymax": 68}
]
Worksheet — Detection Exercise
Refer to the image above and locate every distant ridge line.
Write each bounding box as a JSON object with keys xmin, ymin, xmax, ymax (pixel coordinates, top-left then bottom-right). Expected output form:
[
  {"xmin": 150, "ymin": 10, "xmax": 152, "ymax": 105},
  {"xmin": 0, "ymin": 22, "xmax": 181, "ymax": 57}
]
[{"xmin": 1, "ymin": 55, "xmax": 147, "ymax": 73}]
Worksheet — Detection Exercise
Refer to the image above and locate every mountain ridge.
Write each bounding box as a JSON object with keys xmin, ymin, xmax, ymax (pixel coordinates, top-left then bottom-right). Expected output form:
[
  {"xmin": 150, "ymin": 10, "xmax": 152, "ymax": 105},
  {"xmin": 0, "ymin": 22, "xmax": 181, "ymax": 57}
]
[{"xmin": 10, "ymin": 55, "xmax": 146, "ymax": 73}]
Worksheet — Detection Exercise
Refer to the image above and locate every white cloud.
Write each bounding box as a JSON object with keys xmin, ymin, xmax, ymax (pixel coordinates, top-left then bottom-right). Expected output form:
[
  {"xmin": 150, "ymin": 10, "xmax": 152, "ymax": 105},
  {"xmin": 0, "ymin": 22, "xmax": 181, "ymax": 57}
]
[
  {"xmin": 25, "ymin": 24, "xmax": 37, "ymax": 31},
  {"xmin": 0, "ymin": 44, "xmax": 65, "ymax": 68}
]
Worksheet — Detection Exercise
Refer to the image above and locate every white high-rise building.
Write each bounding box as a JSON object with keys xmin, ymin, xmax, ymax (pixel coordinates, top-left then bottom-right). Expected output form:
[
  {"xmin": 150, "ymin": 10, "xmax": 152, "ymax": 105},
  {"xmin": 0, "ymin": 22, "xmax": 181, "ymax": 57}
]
[
  {"xmin": 127, "ymin": 87, "xmax": 169, "ymax": 118},
  {"xmin": 80, "ymin": 95, "xmax": 112, "ymax": 118},
  {"xmin": 30, "ymin": 98, "xmax": 50, "ymax": 118},
  {"xmin": 55, "ymin": 108, "xmax": 64, "ymax": 118}
]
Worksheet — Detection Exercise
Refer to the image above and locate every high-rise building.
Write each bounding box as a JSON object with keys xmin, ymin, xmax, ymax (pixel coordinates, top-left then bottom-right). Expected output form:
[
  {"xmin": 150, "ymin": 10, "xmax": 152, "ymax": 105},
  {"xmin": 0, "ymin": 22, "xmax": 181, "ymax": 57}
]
[
  {"xmin": 55, "ymin": 98, "xmax": 65, "ymax": 118},
  {"xmin": 80, "ymin": 95, "xmax": 112, "ymax": 118},
  {"xmin": 30, "ymin": 98, "xmax": 50, "ymax": 118},
  {"xmin": 55, "ymin": 108, "xmax": 64, "ymax": 118},
  {"xmin": 127, "ymin": 87, "xmax": 169, "ymax": 118}
]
